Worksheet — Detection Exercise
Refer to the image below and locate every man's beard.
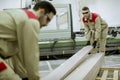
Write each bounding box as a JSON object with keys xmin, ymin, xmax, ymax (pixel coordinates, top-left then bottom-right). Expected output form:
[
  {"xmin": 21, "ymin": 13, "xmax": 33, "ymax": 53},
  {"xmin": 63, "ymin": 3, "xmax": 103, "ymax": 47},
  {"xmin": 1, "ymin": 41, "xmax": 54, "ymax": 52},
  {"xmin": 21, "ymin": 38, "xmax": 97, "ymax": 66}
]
[{"xmin": 38, "ymin": 17, "xmax": 47, "ymax": 28}]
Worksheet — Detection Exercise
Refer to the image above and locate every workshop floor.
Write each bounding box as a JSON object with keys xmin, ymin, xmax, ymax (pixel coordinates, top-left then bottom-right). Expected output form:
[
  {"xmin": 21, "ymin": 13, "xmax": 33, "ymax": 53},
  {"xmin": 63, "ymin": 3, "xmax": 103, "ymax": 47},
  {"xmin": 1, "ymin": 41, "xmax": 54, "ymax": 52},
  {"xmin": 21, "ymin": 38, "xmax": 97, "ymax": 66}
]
[{"xmin": 39, "ymin": 54, "xmax": 120, "ymax": 78}]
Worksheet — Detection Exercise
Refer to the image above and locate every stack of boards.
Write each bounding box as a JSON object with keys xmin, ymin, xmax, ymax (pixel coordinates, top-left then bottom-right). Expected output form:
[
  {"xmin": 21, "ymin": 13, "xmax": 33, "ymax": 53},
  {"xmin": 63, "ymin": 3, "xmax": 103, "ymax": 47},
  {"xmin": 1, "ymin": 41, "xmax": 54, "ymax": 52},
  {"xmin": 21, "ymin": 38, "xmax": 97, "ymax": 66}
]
[{"xmin": 41, "ymin": 46, "xmax": 104, "ymax": 80}]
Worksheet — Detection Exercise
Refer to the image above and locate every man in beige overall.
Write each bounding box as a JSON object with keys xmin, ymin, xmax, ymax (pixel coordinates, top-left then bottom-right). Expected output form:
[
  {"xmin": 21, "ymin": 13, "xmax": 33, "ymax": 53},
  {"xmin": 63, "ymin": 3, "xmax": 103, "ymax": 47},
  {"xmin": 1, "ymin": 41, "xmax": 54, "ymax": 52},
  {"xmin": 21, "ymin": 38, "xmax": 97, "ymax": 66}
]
[
  {"xmin": 81, "ymin": 6, "xmax": 108, "ymax": 54},
  {"xmin": 0, "ymin": 1, "xmax": 56, "ymax": 80}
]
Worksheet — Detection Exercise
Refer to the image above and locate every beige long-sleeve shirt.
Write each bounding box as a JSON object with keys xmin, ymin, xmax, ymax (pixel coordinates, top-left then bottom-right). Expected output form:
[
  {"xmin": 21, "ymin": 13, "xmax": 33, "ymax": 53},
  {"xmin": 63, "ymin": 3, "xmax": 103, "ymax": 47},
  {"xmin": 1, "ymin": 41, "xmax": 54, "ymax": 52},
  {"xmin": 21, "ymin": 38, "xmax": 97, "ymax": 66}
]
[{"xmin": 0, "ymin": 9, "xmax": 40, "ymax": 80}]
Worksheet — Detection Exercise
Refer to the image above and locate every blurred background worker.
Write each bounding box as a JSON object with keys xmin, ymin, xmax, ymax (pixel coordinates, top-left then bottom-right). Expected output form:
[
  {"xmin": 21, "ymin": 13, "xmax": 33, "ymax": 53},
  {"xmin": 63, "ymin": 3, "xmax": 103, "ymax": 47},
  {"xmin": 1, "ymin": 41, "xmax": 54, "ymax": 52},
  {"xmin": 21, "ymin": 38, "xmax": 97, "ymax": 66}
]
[
  {"xmin": 0, "ymin": 1, "xmax": 56, "ymax": 80},
  {"xmin": 81, "ymin": 6, "xmax": 108, "ymax": 54}
]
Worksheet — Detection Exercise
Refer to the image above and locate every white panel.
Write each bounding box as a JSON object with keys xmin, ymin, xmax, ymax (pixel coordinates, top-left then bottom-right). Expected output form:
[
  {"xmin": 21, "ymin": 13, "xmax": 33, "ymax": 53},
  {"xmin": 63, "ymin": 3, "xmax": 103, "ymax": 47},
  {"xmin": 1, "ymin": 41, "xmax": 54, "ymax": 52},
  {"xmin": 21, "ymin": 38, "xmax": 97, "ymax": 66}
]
[
  {"xmin": 39, "ymin": 4, "xmax": 72, "ymax": 42},
  {"xmin": 0, "ymin": 0, "xmax": 22, "ymax": 10}
]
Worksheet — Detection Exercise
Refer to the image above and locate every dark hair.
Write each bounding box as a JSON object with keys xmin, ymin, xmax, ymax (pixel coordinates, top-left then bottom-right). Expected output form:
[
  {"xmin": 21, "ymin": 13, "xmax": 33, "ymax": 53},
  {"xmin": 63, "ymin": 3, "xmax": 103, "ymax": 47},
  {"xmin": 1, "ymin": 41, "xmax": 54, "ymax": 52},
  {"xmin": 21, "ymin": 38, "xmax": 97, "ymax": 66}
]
[
  {"xmin": 33, "ymin": 1, "xmax": 56, "ymax": 15},
  {"xmin": 82, "ymin": 6, "xmax": 89, "ymax": 11}
]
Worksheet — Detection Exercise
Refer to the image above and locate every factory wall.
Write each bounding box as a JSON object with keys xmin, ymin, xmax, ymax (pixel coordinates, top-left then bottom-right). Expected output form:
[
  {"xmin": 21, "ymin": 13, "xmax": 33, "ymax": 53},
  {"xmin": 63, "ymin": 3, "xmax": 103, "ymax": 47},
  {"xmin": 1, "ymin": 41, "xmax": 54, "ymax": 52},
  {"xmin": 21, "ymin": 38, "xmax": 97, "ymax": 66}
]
[{"xmin": 0, "ymin": 0, "xmax": 120, "ymax": 31}]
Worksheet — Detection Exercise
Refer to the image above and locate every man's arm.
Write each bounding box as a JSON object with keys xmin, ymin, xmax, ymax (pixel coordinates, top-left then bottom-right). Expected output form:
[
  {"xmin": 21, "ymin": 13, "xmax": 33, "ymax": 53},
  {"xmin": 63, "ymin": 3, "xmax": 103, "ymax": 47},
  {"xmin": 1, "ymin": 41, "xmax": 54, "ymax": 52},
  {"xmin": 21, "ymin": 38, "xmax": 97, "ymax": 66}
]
[
  {"xmin": 22, "ymin": 19, "xmax": 40, "ymax": 80},
  {"xmin": 95, "ymin": 16, "xmax": 102, "ymax": 41},
  {"xmin": 84, "ymin": 23, "xmax": 91, "ymax": 41}
]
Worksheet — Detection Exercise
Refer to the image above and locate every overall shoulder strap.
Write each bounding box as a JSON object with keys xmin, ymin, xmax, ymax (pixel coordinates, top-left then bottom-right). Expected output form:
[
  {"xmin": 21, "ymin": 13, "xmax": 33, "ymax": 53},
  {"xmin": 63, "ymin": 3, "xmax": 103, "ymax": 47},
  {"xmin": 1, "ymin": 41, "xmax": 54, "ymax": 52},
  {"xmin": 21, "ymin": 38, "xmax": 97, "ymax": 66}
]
[{"xmin": 23, "ymin": 9, "xmax": 37, "ymax": 20}]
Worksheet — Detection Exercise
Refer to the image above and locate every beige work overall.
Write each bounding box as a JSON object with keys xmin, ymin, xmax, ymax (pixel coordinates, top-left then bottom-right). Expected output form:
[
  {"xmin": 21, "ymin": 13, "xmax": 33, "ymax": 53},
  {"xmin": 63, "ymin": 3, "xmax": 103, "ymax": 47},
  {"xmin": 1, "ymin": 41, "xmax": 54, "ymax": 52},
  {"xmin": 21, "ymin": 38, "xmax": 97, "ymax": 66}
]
[
  {"xmin": 82, "ymin": 13, "xmax": 108, "ymax": 54},
  {"xmin": 0, "ymin": 9, "xmax": 40, "ymax": 80}
]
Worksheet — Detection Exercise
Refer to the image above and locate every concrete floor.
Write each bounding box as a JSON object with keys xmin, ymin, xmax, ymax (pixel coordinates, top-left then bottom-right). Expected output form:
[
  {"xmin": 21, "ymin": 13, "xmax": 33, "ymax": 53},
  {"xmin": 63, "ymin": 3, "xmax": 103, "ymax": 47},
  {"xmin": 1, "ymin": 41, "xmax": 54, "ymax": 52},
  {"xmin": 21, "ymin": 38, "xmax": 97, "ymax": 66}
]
[
  {"xmin": 103, "ymin": 54, "xmax": 120, "ymax": 67},
  {"xmin": 39, "ymin": 59, "xmax": 66, "ymax": 77},
  {"xmin": 39, "ymin": 54, "xmax": 120, "ymax": 78}
]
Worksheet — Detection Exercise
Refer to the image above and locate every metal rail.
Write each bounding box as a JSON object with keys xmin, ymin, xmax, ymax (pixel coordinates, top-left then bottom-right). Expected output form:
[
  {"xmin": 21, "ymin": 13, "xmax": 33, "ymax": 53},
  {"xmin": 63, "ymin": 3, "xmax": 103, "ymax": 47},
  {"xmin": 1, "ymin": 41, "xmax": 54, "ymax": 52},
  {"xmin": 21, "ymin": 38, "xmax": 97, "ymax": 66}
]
[{"xmin": 39, "ymin": 39, "xmax": 120, "ymax": 60}]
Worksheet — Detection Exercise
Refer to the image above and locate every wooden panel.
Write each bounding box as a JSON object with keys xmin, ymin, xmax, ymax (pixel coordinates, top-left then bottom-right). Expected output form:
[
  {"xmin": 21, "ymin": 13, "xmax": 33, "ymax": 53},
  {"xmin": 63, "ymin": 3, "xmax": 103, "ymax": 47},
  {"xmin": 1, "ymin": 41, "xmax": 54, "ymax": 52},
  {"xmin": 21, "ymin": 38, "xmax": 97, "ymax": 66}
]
[
  {"xmin": 101, "ymin": 67, "xmax": 120, "ymax": 70},
  {"xmin": 64, "ymin": 53, "xmax": 104, "ymax": 80},
  {"xmin": 113, "ymin": 70, "xmax": 118, "ymax": 80},
  {"xmin": 96, "ymin": 67, "xmax": 120, "ymax": 80},
  {"xmin": 41, "ymin": 46, "xmax": 93, "ymax": 80},
  {"xmin": 101, "ymin": 70, "xmax": 108, "ymax": 80}
]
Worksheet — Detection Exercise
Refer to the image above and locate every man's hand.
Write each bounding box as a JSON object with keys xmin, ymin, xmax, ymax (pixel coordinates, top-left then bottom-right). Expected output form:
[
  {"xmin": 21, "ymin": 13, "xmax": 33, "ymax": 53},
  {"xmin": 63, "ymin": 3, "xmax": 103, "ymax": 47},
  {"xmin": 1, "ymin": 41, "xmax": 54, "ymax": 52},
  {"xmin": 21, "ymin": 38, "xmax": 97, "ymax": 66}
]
[
  {"xmin": 86, "ymin": 41, "xmax": 90, "ymax": 45},
  {"xmin": 93, "ymin": 41, "xmax": 97, "ymax": 48}
]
